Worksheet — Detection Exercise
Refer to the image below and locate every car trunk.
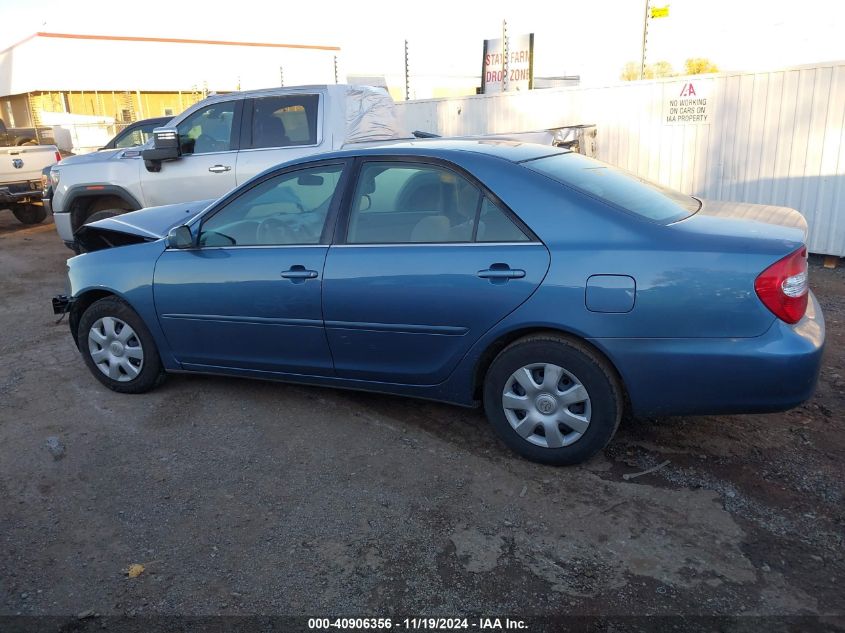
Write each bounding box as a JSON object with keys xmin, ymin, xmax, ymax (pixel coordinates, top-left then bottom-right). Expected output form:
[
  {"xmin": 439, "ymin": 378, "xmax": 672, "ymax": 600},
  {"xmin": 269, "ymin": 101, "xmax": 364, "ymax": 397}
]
[{"xmin": 675, "ymin": 198, "xmax": 808, "ymax": 247}]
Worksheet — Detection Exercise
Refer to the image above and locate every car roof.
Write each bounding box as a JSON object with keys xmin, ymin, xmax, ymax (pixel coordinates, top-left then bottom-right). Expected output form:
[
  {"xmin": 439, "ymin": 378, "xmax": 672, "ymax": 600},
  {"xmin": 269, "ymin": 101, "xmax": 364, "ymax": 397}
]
[{"xmin": 323, "ymin": 139, "xmax": 570, "ymax": 164}]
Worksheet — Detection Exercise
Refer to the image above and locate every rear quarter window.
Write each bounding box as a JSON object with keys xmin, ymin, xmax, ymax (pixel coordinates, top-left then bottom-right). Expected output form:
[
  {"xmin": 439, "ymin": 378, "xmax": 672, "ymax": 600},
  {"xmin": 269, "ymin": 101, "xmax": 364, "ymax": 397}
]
[{"xmin": 525, "ymin": 153, "xmax": 700, "ymax": 223}]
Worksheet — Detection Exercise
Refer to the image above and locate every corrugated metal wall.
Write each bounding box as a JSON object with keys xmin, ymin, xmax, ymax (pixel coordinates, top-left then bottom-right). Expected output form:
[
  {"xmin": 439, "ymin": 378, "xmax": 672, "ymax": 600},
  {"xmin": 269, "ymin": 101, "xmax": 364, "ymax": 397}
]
[{"xmin": 396, "ymin": 63, "xmax": 845, "ymax": 256}]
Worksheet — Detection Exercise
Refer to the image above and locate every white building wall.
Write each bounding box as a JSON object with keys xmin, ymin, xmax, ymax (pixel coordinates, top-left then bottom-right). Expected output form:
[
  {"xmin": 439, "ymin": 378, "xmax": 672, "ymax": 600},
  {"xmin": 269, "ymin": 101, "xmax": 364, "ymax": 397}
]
[
  {"xmin": 396, "ymin": 63, "xmax": 845, "ymax": 257},
  {"xmin": 0, "ymin": 34, "xmax": 338, "ymax": 96}
]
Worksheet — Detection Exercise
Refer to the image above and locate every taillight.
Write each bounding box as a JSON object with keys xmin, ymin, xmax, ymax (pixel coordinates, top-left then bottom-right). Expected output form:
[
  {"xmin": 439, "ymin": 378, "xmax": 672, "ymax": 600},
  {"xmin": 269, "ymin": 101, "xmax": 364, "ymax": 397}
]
[
  {"xmin": 54, "ymin": 150, "xmax": 62, "ymax": 163},
  {"xmin": 755, "ymin": 247, "xmax": 808, "ymax": 324}
]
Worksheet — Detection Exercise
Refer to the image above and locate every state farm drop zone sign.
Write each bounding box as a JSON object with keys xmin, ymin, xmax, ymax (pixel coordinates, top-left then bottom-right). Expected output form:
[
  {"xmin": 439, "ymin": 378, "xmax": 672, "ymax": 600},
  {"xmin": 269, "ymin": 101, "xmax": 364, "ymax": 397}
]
[
  {"xmin": 663, "ymin": 79, "xmax": 713, "ymax": 124},
  {"xmin": 481, "ymin": 33, "xmax": 534, "ymax": 93}
]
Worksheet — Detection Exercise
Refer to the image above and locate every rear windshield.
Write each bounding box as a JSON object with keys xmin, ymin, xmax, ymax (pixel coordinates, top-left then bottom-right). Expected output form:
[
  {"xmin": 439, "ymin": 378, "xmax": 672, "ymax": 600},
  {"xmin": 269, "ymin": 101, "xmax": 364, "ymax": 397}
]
[{"xmin": 525, "ymin": 153, "xmax": 700, "ymax": 223}]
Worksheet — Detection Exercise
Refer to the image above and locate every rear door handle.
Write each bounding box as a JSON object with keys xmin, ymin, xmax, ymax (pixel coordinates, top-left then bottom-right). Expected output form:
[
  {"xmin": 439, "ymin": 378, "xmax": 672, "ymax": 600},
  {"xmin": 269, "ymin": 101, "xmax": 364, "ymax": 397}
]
[
  {"xmin": 477, "ymin": 265, "xmax": 526, "ymax": 280},
  {"xmin": 281, "ymin": 265, "xmax": 319, "ymax": 282},
  {"xmin": 208, "ymin": 164, "xmax": 232, "ymax": 173}
]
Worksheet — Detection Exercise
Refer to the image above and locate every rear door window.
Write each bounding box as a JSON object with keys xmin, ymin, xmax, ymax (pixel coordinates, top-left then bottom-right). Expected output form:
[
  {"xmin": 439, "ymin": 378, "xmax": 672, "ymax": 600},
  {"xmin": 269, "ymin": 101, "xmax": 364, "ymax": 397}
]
[
  {"xmin": 525, "ymin": 153, "xmax": 700, "ymax": 223},
  {"xmin": 345, "ymin": 162, "xmax": 531, "ymax": 244},
  {"xmin": 251, "ymin": 94, "xmax": 320, "ymax": 149}
]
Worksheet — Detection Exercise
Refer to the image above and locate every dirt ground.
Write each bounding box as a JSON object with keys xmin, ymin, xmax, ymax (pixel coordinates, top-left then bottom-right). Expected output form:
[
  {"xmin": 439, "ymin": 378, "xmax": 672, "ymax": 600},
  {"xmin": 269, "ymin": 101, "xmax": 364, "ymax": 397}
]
[{"xmin": 0, "ymin": 212, "xmax": 843, "ymax": 626}]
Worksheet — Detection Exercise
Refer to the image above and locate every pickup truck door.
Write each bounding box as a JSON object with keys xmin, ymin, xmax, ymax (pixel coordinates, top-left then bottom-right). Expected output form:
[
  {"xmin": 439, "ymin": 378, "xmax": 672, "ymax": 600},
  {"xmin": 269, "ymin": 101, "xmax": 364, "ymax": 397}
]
[
  {"xmin": 139, "ymin": 99, "xmax": 242, "ymax": 208},
  {"xmin": 235, "ymin": 93, "xmax": 333, "ymax": 185}
]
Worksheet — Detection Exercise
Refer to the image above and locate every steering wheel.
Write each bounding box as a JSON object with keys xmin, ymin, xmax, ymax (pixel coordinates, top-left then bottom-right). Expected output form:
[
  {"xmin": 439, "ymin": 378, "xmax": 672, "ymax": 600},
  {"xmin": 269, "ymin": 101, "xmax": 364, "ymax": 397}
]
[
  {"xmin": 256, "ymin": 216, "xmax": 298, "ymax": 245},
  {"xmin": 193, "ymin": 133, "xmax": 218, "ymax": 153}
]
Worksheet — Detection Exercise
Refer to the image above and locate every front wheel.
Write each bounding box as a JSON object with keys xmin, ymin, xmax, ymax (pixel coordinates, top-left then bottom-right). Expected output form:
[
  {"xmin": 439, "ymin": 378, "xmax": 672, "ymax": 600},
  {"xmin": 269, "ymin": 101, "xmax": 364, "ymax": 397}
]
[
  {"xmin": 77, "ymin": 297, "xmax": 166, "ymax": 393},
  {"xmin": 12, "ymin": 203, "xmax": 47, "ymax": 225},
  {"xmin": 483, "ymin": 335, "xmax": 623, "ymax": 466},
  {"xmin": 85, "ymin": 209, "xmax": 123, "ymax": 224}
]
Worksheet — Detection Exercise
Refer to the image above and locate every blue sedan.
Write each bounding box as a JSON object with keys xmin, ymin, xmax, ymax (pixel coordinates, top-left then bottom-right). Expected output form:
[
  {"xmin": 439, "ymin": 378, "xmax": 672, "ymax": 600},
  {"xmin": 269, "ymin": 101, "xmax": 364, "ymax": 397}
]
[{"xmin": 57, "ymin": 141, "xmax": 825, "ymax": 465}]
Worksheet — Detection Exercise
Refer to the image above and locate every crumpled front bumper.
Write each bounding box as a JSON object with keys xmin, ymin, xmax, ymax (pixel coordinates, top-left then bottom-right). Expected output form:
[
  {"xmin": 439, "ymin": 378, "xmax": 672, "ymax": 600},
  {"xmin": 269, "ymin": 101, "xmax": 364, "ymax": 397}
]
[{"xmin": 52, "ymin": 294, "xmax": 73, "ymax": 315}]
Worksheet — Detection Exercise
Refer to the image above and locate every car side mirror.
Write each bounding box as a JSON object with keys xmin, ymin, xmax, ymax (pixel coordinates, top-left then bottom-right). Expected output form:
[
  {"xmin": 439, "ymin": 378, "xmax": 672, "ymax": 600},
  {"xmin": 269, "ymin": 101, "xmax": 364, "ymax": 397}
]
[
  {"xmin": 141, "ymin": 127, "xmax": 181, "ymax": 171},
  {"xmin": 165, "ymin": 225, "xmax": 194, "ymax": 249}
]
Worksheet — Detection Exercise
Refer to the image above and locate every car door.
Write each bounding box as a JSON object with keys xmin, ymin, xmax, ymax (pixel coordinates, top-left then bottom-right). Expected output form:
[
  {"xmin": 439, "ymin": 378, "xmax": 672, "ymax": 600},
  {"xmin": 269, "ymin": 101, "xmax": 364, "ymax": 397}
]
[
  {"xmin": 322, "ymin": 159, "xmax": 551, "ymax": 385},
  {"xmin": 153, "ymin": 161, "xmax": 349, "ymax": 375},
  {"xmin": 139, "ymin": 99, "xmax": 242, "ymax": 208},
  {"xmin": 235, "ymin": 93, "xmax": 332, "ymax": 185}
]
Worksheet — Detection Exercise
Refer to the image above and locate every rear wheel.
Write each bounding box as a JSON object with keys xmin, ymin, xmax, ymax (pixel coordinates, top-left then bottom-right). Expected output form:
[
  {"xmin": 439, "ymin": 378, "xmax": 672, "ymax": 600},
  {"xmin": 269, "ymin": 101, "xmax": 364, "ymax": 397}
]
[
  {"xmin": 12, "ymin": 203, "xmax": 47, "ymax": 225},
  {"xmin": 77, "ymin": 297, "xmax": 166, "ymax": 394},
  {"xmin": 483, "ymin": 335, "xmax": 623, "ymax": 465}
]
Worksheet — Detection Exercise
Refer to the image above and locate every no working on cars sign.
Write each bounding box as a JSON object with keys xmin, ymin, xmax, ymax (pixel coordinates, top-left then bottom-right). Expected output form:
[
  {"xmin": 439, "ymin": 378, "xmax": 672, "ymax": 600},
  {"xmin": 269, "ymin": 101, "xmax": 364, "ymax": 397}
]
[{"xmin": 663, "ymin": 80, "xmax": 713, "ymax": 125}]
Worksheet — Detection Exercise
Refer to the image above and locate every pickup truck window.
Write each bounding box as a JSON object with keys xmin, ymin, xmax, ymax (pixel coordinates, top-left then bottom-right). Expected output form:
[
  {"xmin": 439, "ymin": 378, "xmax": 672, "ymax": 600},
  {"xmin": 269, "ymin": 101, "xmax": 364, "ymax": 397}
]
[
  {"xmin": 114, "ymin": 122, "xmax": 159, "ymax": 149},
  {"xmin": 177, "ymin": 102, "xmax": 236, "ymax": 155},
  {"xmin": 251, "ymin": 94, "xmax": 320, "ymax": 149}
]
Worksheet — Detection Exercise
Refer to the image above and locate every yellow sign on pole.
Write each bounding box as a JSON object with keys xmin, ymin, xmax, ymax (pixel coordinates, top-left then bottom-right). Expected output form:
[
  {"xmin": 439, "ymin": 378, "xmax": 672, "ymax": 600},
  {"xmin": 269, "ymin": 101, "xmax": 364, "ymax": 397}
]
[{"xmin": 651, "ymin": 5, "xmax": 670, "ymax": 18}]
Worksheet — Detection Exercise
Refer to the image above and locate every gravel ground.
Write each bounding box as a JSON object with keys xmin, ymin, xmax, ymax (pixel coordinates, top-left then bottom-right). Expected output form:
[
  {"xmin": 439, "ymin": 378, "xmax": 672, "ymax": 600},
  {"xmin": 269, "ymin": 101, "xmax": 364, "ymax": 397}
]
[{"xmin": 0, "ymin": 213, "xmax": 843, "ymax": 626}]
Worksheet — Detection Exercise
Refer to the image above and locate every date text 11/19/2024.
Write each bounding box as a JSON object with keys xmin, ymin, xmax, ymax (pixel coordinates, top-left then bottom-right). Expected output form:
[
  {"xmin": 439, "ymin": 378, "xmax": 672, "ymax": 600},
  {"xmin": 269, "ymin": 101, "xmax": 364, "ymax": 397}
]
[{"xmin": 308, "ymin": 617, "xmax": 528, "ymax": 630}]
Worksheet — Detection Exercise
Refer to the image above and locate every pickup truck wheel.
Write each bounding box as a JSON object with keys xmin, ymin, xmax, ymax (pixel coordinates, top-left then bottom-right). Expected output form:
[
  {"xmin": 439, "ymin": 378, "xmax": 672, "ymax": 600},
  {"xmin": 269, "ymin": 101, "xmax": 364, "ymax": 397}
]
[
  {"xmin": 77, "ymin": 297, "xmax": 166, "ymax": 394},
  {"xmin": 85, "ymin": 209, "xmax": 123, "ymax": 224},
  {"xmin": 12, "ymin": 204, "xmax": 47, "ymax": 225}
]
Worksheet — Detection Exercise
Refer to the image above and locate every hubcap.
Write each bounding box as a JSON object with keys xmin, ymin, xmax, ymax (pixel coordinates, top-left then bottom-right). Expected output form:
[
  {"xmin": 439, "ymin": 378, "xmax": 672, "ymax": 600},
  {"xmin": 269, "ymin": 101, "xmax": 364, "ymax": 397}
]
[
  {"xmin": 88, "ymin": 316, "xmax": 144, "ymax": 382},
  {"xmin": 535, "ymin": 393, "xmax": 558, "ymax": 414},
  {"xmin": 502, "ymin": 363, "xmax": 592, "ymax": 449}
]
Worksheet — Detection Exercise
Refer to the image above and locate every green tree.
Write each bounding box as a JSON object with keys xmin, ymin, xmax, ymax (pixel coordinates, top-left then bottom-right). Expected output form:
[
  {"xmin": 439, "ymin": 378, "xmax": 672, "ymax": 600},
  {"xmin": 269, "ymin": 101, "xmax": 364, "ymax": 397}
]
[
  {"xmin": 684, "ymin": 58, "xmax": 719, "ymax": 75},
  {"xmin": 650, "ymin": 61, "xmax": 676, "ymax": 78},
  {"xmin": 620, "ymin": 60, "xmax": 676, "ymax": 81},
  {"xmin": 620, "ymin": 61, "xmax": 640, "ymax": 81}
]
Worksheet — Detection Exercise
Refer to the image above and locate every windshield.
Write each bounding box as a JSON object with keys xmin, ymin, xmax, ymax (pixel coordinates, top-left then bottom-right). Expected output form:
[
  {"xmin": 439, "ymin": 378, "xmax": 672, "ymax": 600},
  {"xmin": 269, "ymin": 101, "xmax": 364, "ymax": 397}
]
[{"xmin": 525, "ymin": 153, "xmax": 700, "ymax": 223}]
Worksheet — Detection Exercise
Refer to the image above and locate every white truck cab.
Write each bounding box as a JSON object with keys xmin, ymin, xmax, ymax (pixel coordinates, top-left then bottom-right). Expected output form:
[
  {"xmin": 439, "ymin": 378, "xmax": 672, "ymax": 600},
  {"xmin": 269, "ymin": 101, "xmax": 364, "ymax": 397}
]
[{"xmin": 48, "ymin": 85, "xmax": 409, "ymax": 249}]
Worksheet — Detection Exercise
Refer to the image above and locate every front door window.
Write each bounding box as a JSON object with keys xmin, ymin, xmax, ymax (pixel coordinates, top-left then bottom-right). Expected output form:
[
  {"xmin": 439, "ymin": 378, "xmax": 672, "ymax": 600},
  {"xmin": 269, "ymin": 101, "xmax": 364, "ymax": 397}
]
[{"xmin": 176, "ymin": 101, "xmax": 237, "ymax": 155}]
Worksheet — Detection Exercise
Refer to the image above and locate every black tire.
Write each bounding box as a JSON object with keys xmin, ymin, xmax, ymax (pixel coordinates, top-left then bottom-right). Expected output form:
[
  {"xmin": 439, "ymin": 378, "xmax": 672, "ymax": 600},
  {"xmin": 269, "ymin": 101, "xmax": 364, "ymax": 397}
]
[
  {"xmin": 85, "ymin": 209, "xmax": 123, "ymax": 224},
  {"xmin": 483, "ymin": 334, "xmax": 623, "ymax": 466},
  {"xmin": 12, "ymin": 203, "xmax": 47, "ymax": 225},
  {"xmin": 77, "ymin": 296, "xmax": 166, "ymax": 394}
]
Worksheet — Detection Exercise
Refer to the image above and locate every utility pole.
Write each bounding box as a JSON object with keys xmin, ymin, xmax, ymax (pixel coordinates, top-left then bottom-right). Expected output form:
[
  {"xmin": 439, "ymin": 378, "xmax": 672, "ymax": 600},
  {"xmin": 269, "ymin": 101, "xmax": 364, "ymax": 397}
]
[
  {"xmin": 501, "ymin": 19, "xmax": 509, "ymax": 92},
  {"xmin": 279, "ymin": 66, "xmax": 285, "ymax": 87},
  {"xmin": 333, "ymin": 56, "xmax": 339, "ymax": 84},
  {"xmin": 639, "ymin": 0, "xmax": 650, "ymax": 80},
  {"xmin": 404, "ymin": 39, "xmax": 410, "ymax": 101}
]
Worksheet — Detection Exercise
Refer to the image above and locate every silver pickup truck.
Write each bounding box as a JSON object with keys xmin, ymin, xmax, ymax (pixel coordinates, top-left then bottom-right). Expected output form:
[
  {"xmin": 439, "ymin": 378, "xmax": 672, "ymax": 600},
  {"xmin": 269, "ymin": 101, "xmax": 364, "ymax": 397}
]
[
  {"xmin": 1, "ymin": 144, "xmax": 60, "ymax": 225},
  {"xmin": 47, "ymin": 85, "xmax": 412, "ymax": 249}
]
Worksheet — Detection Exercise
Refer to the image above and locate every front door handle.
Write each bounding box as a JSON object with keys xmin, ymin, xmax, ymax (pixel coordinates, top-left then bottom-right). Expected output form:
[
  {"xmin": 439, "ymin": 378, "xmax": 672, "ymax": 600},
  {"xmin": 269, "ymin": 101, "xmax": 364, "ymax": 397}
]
[
  {"xmin": 477, "ymin": 264, "xmax": 526, "ymax": 281},
  {"xmin": 281, "ymin": 265, "xmax": 319, "ymax": 283},
  {"xmin": 208, "ymin": 164, "xmax": 232, "ymax": 173}
]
